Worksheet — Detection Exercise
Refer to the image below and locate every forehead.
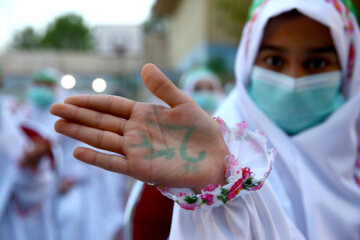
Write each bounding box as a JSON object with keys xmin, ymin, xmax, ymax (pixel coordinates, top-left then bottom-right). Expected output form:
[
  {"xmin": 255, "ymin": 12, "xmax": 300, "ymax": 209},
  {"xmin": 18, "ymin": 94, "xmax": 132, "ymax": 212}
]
[
  {"xmin": 261, "ymin": 11, "xmax": 335, "ymax": 49},
  {"xmin": 195, "ymin": 79, "xmax": 215, "ymax": 87},
  {"xmin": 34, "ymin": 81, "xmax": 56, "ymax": 88}
]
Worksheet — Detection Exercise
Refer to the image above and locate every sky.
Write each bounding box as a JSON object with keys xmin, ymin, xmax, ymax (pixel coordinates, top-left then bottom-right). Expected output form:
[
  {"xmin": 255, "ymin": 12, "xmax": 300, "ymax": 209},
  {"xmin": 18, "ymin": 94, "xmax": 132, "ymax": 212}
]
[{"xmin": 0, "ymin": 0, "xmax": 156, "ymax": 51}]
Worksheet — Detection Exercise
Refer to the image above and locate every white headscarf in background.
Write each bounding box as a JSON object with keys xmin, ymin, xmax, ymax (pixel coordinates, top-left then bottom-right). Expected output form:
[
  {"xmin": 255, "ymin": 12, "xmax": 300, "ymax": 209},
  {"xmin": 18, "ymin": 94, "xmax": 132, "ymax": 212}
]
[
  {"xmin": 216, "ymin": 0, "xmax": 360, "ymax": 239},
  {"xmin": 180, "ymin": 68, "xmax": 225, "ymax": 115},
  {"xmin": 180, "ymin": 68, "xmax": 223, "ymax": 95}
]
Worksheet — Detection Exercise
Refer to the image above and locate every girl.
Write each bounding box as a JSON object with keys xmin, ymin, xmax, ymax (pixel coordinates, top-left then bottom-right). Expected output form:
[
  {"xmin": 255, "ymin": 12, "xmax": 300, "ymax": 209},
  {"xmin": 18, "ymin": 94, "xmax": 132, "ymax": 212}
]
[
  {"xmin": 180, "ymin": 67, "xmax": 225, "ymax": 116},
  {"xmin": 0, "ymin": 94, "xmax": 58, "ymax": 240},
  {"xmin": 51, "ymin": 0, "xmax": 360, "ymax": 239}
]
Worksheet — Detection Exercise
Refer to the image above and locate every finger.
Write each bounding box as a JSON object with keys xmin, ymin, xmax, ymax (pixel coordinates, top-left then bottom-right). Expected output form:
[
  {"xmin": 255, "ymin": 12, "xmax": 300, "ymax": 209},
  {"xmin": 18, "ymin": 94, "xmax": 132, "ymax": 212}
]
[
  {"xmin": 63, "ymin": 94, "xmax": 136, "ymax": 119},
  {"xmin": 74, "ymin": 147, "xmax": 129, "ymax": 175},
  {"xmin": 141, "ymin": 63, "xmax": 193, "ymax": 108},
  {"xmin": 54, "ymin": 119, "xmax": 125, "ymax": 155},
  {"xmin": 50, "ymin": 103, "xmax": 126, "ymax": 134}
]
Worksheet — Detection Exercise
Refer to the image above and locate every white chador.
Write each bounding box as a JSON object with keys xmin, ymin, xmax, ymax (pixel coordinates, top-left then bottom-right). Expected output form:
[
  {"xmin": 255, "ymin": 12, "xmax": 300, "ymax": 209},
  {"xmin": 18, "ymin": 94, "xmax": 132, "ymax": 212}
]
[
  {"xmin": 169, "ymin": 0, "xmax": 360, "ymax": 239},
  {"xmin": 0, "ymin": 97, "xmax": 57, "ymax": 240},
  {"xmin": 57, "ymin": 143, "xmax": 130, "ymax": 240},
  {"xmin": 20, "ymin": 90, "xmax": 129, "ymax": 240}
]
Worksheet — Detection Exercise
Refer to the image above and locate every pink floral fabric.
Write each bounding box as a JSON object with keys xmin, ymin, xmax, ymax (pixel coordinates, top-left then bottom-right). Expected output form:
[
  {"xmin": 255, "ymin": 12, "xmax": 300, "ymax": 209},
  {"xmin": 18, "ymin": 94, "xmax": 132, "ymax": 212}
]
[
  {"xmin": 355, "ymin": 157, "xmax": 360, "ymax": 187},
  {"xmin": 156, "ymin": 117, "xmax": 275, "ymax": 210},
  {"xmin": 355, "ymin": 121, "xmax": 360, "ymax": 187},
  {"xmin": 325, "ymin": 0, "xmax": 356, "ymax": 87}
]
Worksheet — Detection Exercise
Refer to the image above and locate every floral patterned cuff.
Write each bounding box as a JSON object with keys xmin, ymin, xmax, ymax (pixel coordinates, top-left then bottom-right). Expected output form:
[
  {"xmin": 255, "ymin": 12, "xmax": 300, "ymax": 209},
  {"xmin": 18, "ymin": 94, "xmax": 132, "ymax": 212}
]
[{"xmin": 155, "ymin": 117, "xmax": 276, "ymax": 210}]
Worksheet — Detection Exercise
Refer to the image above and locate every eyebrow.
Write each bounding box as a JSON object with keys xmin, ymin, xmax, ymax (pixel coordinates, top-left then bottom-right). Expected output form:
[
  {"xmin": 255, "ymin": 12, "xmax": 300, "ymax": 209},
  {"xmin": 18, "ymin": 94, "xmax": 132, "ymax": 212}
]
[
  {"xmin": 259, "ymin": 45, "xmax": 337, "ymax": 54},
  {"xmin": 307, "ymin": 46, "xmax": 337, "ymax": 54},
  {"xmin": 259, "ymin": 45, "xmax": 286, "ymax": 52}
]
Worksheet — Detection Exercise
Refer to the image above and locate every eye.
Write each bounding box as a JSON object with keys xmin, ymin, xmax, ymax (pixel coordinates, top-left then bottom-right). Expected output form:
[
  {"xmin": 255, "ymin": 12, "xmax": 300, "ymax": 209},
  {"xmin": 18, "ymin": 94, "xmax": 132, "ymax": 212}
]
[
  {"xmin": 265, "ymin": 56, "xmax": 284, "ymax": 68},
  {"xmin": 304, "ymin": 58, "xmax": 328, "ymax": 70}
]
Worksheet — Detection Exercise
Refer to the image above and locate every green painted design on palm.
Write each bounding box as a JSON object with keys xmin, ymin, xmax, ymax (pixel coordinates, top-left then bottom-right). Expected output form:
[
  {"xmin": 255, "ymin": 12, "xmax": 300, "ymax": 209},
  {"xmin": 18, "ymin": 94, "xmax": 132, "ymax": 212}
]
[
  {"xmin": 131, "ymin": 133, "xmax": 175, "ymax": 160},
  {"xmin": 131, "ymin": 112, "xmax": 207, "ymax": 172}
]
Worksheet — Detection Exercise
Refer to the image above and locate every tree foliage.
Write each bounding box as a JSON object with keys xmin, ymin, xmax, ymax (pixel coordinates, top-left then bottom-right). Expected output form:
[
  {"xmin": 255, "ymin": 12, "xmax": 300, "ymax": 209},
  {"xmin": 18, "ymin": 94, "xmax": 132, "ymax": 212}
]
[
  {"xmin": 41, "ymin": 13, "xmax": 94, "ymax": 51},
  {"xmin": 12, "ymin": 27, "xmax": 41, "ymax": 50},
  {"xmin": 12, "ymin": 13, "xmax": 94, "ymax": 51}
]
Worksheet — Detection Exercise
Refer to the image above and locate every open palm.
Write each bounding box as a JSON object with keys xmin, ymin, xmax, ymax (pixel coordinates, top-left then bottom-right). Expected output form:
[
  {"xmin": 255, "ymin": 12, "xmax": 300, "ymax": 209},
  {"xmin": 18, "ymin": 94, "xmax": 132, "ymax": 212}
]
[{"xmin": 50, "ymin": 64, "xmax": 229, "ymax": 192}]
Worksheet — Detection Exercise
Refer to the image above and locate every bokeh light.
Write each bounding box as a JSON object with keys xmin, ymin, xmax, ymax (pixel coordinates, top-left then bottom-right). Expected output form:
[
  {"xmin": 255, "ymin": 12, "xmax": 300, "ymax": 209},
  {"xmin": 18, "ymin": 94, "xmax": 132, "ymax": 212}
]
[
  {"xmin": 92, "ymin": 78, "xmax": 107, "ymax": 93},
  {"xmin": 60, "ymin": 75, "xmax": 76, "ymax": 89}
]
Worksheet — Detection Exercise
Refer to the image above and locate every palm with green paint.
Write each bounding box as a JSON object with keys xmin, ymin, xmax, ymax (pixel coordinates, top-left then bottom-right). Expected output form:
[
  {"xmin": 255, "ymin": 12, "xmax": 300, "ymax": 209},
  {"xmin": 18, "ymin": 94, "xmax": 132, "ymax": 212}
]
[{"xmin": 50, "ymin": 64, "xmax": 229, "ymax": 192}]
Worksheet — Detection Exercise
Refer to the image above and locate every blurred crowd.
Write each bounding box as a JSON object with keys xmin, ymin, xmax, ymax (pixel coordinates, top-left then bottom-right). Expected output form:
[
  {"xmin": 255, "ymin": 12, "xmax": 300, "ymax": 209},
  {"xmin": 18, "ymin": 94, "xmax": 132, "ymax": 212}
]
[
  {"xmin": 1, "ymin": 1, "xmax": 359, "ymax": 240},
  {"xmin": 0, "ymin": 65, "xmax": 227, "ymax": 240}
]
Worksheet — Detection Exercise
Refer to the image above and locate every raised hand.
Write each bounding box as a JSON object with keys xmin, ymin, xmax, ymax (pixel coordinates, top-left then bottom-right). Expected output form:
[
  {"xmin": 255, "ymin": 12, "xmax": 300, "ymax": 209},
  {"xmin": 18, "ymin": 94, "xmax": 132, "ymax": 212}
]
[
  {"xmin": 21, "ymin": 136, "xmax": 52, "ymax": 169},
  {"xmin": 50, "ymin": 64, "xmax": 229, "ymax": 192}
]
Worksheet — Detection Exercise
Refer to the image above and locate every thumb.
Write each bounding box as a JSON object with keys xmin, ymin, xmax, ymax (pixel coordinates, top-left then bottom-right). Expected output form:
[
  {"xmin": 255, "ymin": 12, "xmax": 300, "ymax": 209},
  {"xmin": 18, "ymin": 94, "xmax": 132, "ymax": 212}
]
[{"xmin": 141, "ymin": 63, "xmax": 193, "ymax": 107}]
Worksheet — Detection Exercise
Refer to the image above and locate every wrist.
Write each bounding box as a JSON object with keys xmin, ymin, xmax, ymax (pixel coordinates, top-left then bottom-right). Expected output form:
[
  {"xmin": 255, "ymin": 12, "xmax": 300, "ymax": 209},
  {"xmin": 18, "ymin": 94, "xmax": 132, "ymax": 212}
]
[
  {"xmin": 192, "ymin": 149, "xmax": 229, "ymax": 194},
  {"xmin": 155, "ymin": 117, "xmax": 276, "ymax": 211}
]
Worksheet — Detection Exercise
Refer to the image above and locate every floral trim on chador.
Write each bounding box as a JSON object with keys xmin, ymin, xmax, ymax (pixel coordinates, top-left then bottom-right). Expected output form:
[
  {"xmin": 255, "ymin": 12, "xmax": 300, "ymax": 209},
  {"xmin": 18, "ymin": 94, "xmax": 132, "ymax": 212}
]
[
  {"xmin": 355, "ymin": 122, "xmax": 360, "ymax": 187},
  {"xmin": 355, "ymin": 134, "xmax": 360, "ymax": 187},
  {"xmin": 156, "ymin": 117, "xmax": 276, "ymax": 210},
  {"xmin": 325, "ymin": 0, "xmax": 356, "ymax": 92},
  {"xmin": 355, "ymin": 158, "xmax": 360, "ymax": 187}
]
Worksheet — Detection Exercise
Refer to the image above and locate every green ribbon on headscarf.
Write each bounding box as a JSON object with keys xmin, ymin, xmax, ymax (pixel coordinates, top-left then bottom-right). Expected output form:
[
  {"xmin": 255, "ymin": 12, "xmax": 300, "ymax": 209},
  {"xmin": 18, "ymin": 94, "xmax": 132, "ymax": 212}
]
[
  {"xmin": 247, "ymin": 0, "xmax": 358, "ymax": 20},
  {"xmin": 342, "ymin": 0, "xmax": 358, "ymax": 18},
  {"xmin": 32, "ymin": 69, "xmax": 58, "ymax": 85},
  {"xmin": 247, "ymin": 0, "xmax": 265, "ymax": 21}
]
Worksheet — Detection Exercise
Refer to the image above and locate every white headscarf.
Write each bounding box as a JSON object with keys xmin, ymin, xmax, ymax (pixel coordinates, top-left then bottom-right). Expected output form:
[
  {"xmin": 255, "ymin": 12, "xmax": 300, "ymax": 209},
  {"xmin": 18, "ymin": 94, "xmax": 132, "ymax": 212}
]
[
  {"xmin": 216, "ymin": 0, "xmax": 360, "ymax": 239},
  {"xmin": 179, "ymin": 68, "xmax": 223, "ymax": 96}
]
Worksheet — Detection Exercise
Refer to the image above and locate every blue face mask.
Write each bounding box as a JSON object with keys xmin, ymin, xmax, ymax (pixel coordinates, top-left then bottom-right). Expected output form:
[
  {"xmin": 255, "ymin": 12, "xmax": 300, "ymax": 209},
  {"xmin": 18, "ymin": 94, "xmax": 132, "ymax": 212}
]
[
  {"xmin": 191, "ymin": 91, "xmax": 220, "ymax": 115},
  {"xmin": 27, "ymin": 86, "xmax": 55, "ymax": 109},
  {"xmin": 248, "ymin": 66, "xmax": 345, "ymax": 135}
]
